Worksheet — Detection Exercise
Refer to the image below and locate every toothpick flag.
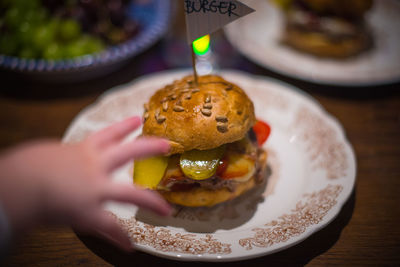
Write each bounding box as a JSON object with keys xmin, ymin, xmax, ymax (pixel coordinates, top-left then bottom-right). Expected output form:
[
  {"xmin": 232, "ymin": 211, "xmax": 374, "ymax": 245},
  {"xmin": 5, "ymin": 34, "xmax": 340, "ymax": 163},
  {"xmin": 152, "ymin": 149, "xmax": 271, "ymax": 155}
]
[{"xmin": 184, "ymin": 0, "xmax": 255, "ymax": 44}]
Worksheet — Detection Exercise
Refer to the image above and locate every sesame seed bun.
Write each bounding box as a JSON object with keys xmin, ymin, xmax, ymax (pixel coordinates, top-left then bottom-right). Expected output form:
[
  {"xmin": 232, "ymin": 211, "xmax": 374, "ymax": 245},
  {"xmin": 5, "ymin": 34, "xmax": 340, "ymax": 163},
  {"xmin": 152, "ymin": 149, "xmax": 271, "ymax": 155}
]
[{"xmin": 142, "ymin": 75, "xmax": 256, "ymax": 155}]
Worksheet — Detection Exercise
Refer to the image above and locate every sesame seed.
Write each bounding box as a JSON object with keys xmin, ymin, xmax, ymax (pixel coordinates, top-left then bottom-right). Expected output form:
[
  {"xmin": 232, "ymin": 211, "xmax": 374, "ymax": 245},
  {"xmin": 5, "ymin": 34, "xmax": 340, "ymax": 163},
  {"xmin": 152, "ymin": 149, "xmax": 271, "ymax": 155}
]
[
  {"xmin": 216, "ymin": 116, "xmax": 228, "ymax": 123},
  {"xmin": 201, "ymin": 109, "xmax": 212, "ymax": 116},
  {"xmin": 156, "ymin": 115, "xmax": 166, "ymax": 124},
  {"xmin": 173, "ymin": 106, "xmax": 184, "ymax": 112},
  {"xmin": 203, "ymin": 103, "xmax": 212, "ymax": 109},
  {"xmin": 217, "ymin": 124, "xmax": 228, "ymax": 133},
  {"xmin": 162, "ymin": 102, "xmax": 168, "ymax": 112}
]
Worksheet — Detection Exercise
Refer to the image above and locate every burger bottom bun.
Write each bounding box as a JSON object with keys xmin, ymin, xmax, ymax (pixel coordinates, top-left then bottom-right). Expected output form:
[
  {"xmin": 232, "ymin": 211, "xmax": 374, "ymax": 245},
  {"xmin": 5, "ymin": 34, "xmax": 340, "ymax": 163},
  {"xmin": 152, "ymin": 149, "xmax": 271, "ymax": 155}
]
[
  {"xmin": 284, "ymin": 27, "xmax": 370, "ymax": 58},
  {"xmin": 158, "ymin": 150, "xmax": 268, "ymax": 207},
  {"xmin": 159, "ymin": 176, "xmax": 257, "ymax": 207}
]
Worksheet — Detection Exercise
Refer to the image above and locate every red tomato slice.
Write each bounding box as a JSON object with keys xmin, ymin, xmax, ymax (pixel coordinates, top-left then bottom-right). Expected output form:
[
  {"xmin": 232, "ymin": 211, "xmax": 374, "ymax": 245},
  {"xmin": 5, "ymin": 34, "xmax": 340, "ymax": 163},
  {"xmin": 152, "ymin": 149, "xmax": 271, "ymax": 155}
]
[
  {"xmin": 216, "ymin": 158, "xmax": 228, "ymax": 176},
  {"xmin": 253, "ymin": 120, "xmax": 271, "ymax": 146}
]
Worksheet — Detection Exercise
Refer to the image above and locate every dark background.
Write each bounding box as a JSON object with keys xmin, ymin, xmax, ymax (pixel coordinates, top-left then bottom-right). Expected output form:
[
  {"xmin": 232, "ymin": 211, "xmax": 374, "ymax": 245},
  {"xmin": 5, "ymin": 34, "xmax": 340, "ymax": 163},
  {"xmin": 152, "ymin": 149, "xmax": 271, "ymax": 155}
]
[{"xmin": 1, "ymin": 3, "xmax": 400, "ymax": 266}]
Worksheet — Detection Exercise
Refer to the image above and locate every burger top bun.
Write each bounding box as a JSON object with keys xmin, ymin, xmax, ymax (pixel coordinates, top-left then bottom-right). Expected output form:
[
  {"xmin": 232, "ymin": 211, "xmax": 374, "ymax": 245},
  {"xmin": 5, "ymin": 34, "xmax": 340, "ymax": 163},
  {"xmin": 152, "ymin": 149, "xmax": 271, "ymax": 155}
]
[{"xmin": 142, "ymin": 75, "xmax": 256, "ymax": 155}]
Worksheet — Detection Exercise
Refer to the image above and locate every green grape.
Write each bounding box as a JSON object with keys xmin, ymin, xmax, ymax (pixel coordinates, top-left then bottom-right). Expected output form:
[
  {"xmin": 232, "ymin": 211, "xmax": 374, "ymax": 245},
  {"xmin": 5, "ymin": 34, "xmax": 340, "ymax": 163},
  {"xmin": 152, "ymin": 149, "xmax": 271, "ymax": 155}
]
[
  {"xmin": 83, "ymin": 37, "xmax": 105, "ymax": 53},
  {"xmin": 12, "ymin": 0, "xmax": 40, "ymax": 10},
  {"xmin": 64, "ymin": 35, "xmax": 105, "ymax": 58},
  {"xmin": 18, "ymin": 21, "xmax": 35, "ymax": 45},
  {"xmin": 33, "ymin": 24, "xmax": 56, "ymax": 49},
  {"xmin": 65, "ymin": 40, "xmax": 87, "ymax": 58},
  {"xmin": 58, "ymin": 19, "xmax": 81, "ymax": 41},
  {"xmin": 25, "ymin": 8, "xmax": 48, "ymax": 26},
  {"xmin": 19, "ymin": 47, "xmax": 37, "ymax": 59},
  {"xmin": 4, "ymin": 7, "xmax": 24, "ymax": 29},
  {"xmin": 36, "ymin": 8, "xmax": 48, "ymax": 23},
  {"xmin": 43, "ymin": 42, "xmax": 63, "ymax": 60},
  {"xmin": 0, "ymin": 34, "xmax": 19, "ymax": 55},
  {"xmin": 1, "ymin": 0, "xmax": 112, "ymax": 60},
  {"xmin": 47, "ymin": 18, "xmax": 61, "ymax": 34},
  {"xmin": 81, "ymin": 35, "xmax": 103, "ymax": 53}
]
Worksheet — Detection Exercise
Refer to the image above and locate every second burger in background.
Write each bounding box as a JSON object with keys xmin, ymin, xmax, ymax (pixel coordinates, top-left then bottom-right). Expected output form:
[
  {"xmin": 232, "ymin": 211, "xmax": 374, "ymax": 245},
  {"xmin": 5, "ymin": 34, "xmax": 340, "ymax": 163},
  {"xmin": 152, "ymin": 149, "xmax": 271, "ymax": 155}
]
[
  {"xmin": 274, "ymin": 0, "xmax": 374, "ymax": 58},
  {"xmin": 133, "ymin": 75, "xmax": 270, "ymax": 207}
]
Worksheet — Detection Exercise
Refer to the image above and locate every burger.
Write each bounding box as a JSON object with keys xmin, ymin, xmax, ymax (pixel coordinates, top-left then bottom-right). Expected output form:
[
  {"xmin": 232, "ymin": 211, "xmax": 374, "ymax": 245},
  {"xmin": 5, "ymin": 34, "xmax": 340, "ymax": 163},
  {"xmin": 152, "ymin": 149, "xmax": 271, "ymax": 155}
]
[
  {"xmin": 274, "ymin": 0, "xmax": 373, "ymax": 58},
  {"xmin": 133, "ymin": 75, "xmax": 270, "ymax": 207}
]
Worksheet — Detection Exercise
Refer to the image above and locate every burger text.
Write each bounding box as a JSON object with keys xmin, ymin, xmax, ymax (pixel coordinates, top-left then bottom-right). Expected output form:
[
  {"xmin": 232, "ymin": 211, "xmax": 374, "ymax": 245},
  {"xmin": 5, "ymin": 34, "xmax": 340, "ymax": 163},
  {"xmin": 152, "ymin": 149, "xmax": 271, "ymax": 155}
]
[{"xmin": 184, "ymin": 0, "xmax": 239, "ymax": 17}]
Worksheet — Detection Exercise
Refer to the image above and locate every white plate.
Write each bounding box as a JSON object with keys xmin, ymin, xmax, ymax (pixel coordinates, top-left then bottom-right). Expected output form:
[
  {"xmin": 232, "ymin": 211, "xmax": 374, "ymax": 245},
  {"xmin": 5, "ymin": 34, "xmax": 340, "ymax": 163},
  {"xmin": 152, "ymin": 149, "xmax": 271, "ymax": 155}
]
[
  {"xmin": 224, "ymin": 0, "xmax": 400, "ymax": 87},
  {"xmin": 63, "ymin": 70, "xmax": 356, "ymax": 261}
]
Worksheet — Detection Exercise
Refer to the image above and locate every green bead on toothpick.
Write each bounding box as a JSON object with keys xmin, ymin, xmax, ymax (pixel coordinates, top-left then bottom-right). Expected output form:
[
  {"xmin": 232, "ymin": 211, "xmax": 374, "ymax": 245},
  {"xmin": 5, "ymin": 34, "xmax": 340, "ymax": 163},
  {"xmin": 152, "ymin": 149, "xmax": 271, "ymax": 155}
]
[
  {"xmin": 184, "ymin": 0, "xmax": 254, "ymax": 86},
  {"xmin": 193, "ymin": 35, "xmax": 210, "ymax": 56}
]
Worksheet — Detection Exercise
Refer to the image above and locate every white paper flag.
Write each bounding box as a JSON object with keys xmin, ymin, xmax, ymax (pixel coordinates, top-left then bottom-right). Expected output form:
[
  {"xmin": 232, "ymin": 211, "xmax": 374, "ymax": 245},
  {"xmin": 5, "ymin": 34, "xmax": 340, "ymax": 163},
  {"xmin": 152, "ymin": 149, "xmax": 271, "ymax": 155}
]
[{"xmin": 184, "ymin": 0, "xmax": 255, "ymax": 44}]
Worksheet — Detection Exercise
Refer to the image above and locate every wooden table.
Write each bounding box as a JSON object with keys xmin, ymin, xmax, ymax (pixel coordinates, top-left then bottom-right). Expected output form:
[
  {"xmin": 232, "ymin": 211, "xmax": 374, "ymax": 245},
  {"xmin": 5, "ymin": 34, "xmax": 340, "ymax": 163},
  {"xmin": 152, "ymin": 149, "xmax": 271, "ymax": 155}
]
[{"xmin": 1, "ymin": 33, "xmax": 400, "ymax": 266}]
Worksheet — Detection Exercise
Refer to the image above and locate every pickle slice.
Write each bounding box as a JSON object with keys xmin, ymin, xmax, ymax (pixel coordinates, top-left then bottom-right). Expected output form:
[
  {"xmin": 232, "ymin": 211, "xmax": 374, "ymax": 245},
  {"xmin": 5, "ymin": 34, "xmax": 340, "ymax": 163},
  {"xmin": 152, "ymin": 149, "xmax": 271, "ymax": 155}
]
[
  {"xmin": 180, "ymin": 146, "xmax": 226, "ymax": 180},
  {"xmin": 133, "ymin": 156, "xmax": 169, "ymax": 189}
]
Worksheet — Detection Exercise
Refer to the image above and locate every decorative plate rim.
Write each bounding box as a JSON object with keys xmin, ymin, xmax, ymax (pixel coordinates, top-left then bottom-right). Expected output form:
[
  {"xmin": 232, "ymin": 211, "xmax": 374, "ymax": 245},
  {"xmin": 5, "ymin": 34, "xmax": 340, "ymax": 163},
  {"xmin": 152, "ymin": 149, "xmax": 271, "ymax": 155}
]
[{"xmin": 63, "ymin": 69, "xmax": 356, "ymax": 262}]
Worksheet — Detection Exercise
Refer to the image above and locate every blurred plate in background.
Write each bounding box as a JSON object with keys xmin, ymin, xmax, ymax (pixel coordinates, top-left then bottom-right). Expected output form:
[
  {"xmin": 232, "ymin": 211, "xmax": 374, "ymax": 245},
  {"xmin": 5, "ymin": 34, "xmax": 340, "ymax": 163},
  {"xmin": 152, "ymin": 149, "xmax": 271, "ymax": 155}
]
[
  {"xmin": 225, "ymin": 0, "xmax": 400, "ymax": 87},
  {"xmin": 0, "ymin": 0, "xmax": 172, "ymax": 83}
]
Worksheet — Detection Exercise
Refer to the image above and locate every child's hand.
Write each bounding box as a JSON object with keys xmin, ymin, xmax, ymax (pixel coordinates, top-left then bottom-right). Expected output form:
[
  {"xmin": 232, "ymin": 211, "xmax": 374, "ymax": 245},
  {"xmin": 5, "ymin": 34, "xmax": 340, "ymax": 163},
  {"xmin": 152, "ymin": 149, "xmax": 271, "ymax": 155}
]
[{"xmin": 0, "ymin": 116, "xmax": 171, "ymax": 251}]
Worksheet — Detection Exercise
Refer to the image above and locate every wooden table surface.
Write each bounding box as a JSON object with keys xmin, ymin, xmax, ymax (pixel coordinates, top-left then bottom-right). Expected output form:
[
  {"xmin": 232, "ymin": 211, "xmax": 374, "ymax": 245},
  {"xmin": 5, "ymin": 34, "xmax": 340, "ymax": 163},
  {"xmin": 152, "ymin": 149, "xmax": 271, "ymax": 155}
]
[{"xmin": 1, "ymin": 27, "xmax": 400, "ymax": 267}]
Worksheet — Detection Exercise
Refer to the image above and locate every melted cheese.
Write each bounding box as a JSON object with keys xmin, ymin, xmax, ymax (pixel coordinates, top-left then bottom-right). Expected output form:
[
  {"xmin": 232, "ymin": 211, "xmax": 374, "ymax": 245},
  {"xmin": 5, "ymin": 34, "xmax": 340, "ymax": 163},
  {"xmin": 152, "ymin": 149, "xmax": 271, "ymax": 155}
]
[{"xmin": 219, "ymin": 153, "xmax": 256, "ymax": 182}]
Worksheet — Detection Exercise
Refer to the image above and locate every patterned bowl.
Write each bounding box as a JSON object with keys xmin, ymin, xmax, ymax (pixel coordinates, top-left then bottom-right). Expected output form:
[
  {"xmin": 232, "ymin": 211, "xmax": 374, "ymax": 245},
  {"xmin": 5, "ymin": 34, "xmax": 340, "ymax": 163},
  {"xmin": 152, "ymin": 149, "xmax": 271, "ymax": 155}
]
[{"xmin": 0, "ymin": 0, "xmax": 171, "ymax": 82}]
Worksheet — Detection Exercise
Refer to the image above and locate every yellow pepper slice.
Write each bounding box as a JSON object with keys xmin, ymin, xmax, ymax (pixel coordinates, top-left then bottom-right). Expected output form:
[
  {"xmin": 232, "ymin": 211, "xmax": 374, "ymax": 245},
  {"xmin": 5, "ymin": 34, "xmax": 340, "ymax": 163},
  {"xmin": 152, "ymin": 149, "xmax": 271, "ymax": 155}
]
[{"xmin": 133, "ymin": 156, "xmax": 169, "ymax": 189}]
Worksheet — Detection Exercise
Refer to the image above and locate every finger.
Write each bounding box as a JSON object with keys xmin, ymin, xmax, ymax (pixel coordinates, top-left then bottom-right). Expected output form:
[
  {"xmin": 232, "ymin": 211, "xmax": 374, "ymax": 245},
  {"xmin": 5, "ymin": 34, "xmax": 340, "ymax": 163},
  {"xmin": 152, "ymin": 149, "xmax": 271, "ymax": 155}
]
[
  {"xmin": 103, "ymin": 137, "xmax": 170, "ymax": 171},
  {"xmin": 90, "ymin": 116, "xmax": 142, "ymax": 147},
  {"xmin": 93, "ymin": 211, "xmax": 133, "ymax": 252},
  {"xmin": 104, "ymin": 183, "xmax": 172, "ymax": 216}
]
